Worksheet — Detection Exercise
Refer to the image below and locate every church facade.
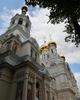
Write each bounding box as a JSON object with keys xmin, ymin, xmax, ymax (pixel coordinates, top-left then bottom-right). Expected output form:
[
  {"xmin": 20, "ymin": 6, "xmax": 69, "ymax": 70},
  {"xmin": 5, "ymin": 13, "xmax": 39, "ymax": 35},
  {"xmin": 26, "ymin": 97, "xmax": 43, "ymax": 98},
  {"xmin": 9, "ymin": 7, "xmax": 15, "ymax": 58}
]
[{"xmin": 0, "ymin": 5, "xmax": 79, "ymax": 100}]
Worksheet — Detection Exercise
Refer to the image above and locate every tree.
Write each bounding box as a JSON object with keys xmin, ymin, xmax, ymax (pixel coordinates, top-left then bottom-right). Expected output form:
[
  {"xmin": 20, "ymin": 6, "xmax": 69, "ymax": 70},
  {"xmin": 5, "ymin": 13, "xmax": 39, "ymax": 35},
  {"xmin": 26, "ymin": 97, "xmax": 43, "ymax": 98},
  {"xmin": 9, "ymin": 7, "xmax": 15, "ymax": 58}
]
[{"xmin": 25, "ymin": 0, "xmax": 80, "ymax": 47}]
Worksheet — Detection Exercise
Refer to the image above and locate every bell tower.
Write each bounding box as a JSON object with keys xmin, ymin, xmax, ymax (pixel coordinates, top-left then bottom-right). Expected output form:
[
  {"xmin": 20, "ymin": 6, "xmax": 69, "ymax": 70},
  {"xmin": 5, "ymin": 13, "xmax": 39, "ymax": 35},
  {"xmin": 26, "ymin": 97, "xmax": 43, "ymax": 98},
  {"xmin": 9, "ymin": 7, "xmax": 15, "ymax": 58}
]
[{"xmin": 7, "ymin": 5, "xmax": 31, "ymax": 42}]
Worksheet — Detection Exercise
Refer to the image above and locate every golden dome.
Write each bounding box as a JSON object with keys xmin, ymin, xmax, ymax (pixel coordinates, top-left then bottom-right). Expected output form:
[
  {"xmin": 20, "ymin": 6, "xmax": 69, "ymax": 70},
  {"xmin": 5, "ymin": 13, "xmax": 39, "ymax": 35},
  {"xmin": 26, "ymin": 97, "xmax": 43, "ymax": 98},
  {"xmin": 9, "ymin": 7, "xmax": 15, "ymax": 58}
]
[
  {"xmin": 40, "ymin": 40, "xmax": 57, "ymax": 52},
  {"xmin": 48, "ymin": 41, "xmax": 57, "ymax": 48},
  {"xmin": 40, "ymin": 42, "xmax": 48, "ymax": 52}
]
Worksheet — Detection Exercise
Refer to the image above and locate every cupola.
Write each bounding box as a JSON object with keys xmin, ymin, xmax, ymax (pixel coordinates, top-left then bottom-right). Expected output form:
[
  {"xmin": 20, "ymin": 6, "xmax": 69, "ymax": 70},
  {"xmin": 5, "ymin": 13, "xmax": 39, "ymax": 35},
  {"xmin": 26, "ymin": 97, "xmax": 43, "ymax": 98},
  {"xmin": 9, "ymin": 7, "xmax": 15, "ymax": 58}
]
[
  {"xmin": 21, "ymin": 5, "xmax": 28, "ymax": 15},
  {"xmin": 40, "ymin": 42, "xmax": 48, "ymax": 53},
  {"xmin": 48, "ymin": 41, "xmax": 57, "ymax": 48},
  {"xmin": 6, "ymin": 5, "xmax": 31, "ymax": 42}
]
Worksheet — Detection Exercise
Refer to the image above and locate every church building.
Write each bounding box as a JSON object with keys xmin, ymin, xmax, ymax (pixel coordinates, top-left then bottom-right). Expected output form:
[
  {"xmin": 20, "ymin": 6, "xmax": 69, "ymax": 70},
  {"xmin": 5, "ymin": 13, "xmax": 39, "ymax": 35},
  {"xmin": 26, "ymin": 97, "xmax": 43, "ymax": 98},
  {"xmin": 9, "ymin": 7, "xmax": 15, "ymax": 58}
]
[{"xmin": 0, "ymin": 5, "xmax": 79, "ymax": 100}]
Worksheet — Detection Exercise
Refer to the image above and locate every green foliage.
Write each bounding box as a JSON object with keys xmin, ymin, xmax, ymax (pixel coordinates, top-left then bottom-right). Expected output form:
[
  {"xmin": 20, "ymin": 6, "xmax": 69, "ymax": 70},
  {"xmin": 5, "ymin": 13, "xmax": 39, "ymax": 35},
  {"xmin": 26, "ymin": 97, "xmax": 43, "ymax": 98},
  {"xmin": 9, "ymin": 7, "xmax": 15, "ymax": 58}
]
[{"xmin": 25, "ymin": 0, "xmax": 80, "ymax": 46}]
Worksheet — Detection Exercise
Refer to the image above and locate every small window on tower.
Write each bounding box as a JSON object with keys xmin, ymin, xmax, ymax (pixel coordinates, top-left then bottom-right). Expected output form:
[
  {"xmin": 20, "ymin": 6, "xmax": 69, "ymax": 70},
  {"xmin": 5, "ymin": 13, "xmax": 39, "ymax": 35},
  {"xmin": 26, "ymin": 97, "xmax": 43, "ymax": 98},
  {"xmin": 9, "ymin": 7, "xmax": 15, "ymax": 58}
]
[
  {"xmin": 12, "ymin": 19, "xmax": 15, "ymax": 24},
  {"xmin": 31, "ymin": 48, "xmax": 33, "ymax": 57},
  {"xmin": 44, "ymin": 54, "xmax": 45, "ymax": 59},
  {"xmin": 35, "ymin": 53, "xmax": 37, "ymax": 61},
  {"xmin": 26, "ymin": 23, "xmax": 28, "ymax": 28},
  {"xmin": 18, "ymin": 18, "xmax": 23, "ymax": 25},
  {"xmin": 51, "ymin": 49, "xmax": 53, "ymax": 53},
  {"xmin": 47, "ymin": 54, "xmax": 49, "ymax": 59}
]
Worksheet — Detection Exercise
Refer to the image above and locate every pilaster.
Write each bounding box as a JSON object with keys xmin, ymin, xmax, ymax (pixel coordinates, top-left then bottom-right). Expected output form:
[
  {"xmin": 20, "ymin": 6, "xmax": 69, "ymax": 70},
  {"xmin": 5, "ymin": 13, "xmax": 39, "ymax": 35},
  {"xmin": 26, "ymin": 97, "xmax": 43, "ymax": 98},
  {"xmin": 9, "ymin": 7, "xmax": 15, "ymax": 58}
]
[
  {"xmin": 22, "ymin": 69, "xmax": 29, "ymax": 100},
  {"xmin": 42, "ymin": 77, "xmax": 47, "ymax": 100},
  {"xmin": 32, "ymin": 73, "xmax": 36, "ymax": 100}
]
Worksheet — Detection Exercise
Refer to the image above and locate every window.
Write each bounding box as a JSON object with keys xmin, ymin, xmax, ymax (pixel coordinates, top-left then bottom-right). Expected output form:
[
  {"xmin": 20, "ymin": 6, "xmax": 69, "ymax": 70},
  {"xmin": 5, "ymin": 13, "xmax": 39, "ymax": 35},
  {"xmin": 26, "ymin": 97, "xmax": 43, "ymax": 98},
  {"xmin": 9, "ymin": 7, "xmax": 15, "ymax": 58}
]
[
  {"xmin": 44, "ymin": 54, "xmax": 45, "ymax": 59},
  {"xmin": 36, "ymin": 82, "xmax": 40, "ymax": 99},
  {"xmin": 36, "ymin": 82, "xmax": 40, "ymax": 89},
  {"xmin": 0, "ymin": 72, "xmax": 2, "ymax": 78},
  {"xmin": 51, "ymin": 49, "xmax": 53, "ymax": 53},
  {"xmin": 18, "ymin": 18, "xmax": 23, "ymax": 25},
  {"xmin": 26, "ymin": 23, "xmax": 28, "ymax": 28},
  {"xmin": 31, "ymin": 48, "xmax": 37, "ymax": 61},
  {"xmin": 35, "ymin": 53, "xmax": 37, "ymax": 61},
  {"xmin": 12, "ymin": 20, "xmax": 15, "ymax": 24},
  {"xmin": 10, "ymin": 40, "xmax": 18, "ymax": 54},
  {"xmin": 47, "ymin": 54, "xmax": 49, "ymax": 59},
  {"xmin": 31, "ymin": 48, "xmax": 33, "ymax": 57}
]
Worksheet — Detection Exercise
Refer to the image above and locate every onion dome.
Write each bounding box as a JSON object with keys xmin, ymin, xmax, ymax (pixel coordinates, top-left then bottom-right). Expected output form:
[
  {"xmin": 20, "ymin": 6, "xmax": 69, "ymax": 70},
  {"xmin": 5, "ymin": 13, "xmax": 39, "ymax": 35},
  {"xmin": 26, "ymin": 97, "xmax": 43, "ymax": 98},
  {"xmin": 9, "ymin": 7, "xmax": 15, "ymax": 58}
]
[
  {"xmin": 21, "ymin": 5, "xmax": 28, "ymax": 15},
  {"xmin": 40, "ymin": 42, "xmax": 48, "ymax": 52},
  {"xmin": 48, "ymin": 41, "xmax": 57, "ymax": 48}
]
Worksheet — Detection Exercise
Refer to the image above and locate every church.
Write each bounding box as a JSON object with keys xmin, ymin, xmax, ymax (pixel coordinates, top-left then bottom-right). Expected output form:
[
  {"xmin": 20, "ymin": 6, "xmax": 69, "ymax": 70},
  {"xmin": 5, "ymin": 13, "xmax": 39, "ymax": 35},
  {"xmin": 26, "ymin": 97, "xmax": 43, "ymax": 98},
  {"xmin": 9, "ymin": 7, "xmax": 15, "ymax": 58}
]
[{"xmin": 0, "ymin": 5, "xmax": 79, "ymax": 100}]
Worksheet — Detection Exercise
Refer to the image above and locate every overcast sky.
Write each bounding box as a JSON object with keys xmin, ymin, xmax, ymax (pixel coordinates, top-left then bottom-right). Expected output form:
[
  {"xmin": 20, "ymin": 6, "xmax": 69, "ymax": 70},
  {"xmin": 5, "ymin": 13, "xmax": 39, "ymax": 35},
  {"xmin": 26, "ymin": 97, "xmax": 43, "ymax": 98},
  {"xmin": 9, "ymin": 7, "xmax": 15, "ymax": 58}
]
[{"xmin": 0, "ymin": 0, "xmax": 80, "ymax": 92}]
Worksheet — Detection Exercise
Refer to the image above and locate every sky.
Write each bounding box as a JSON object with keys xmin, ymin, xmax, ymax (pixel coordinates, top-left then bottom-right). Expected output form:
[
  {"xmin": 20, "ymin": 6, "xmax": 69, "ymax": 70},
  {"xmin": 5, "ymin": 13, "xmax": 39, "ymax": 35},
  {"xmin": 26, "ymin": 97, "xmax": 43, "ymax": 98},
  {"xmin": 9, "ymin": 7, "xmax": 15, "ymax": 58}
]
[{"xmin": 0, "ymin": 0, "xmax": 80, "ymax": 93}]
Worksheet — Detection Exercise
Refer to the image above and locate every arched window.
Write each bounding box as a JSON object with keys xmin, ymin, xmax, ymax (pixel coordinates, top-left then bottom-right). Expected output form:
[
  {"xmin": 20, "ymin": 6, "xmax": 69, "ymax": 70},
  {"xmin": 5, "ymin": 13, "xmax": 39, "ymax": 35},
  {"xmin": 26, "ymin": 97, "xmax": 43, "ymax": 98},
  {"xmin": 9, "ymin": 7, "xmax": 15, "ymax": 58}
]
[
  {"xmin": 36, "ymin": 82, "xmax": 40, "ymax": 99},
  {"xmin": 44, "ymin": 54, "xmax": 45, "ymax": 59},
  {"xmin": 26, "ymin": 23, "xmax": 28, "ymax": 27},
  {"xmin": 36, "ymin": 82, "xmax": 40, "ymax": 88},
  {"xmin": 51, "ymin": 49, "xmax": 53, "ymax": 53},
  {"xmin": 12, "ymin": 19, "xmax": 15, "ymax": 24},
  {"xmin": 31, "ymin": 48, "xmax": 33, "ymax": 57},
  {"xmin": 35, "ymin": 53, "xmax": 37, "ymax": 61},
  {"xmin": 18, "ymin": 18, "xmax": 23, "ymax": 25},
  {"xmin": 47, "ymin": 54, "xmax": 49, "ymax": 59}
]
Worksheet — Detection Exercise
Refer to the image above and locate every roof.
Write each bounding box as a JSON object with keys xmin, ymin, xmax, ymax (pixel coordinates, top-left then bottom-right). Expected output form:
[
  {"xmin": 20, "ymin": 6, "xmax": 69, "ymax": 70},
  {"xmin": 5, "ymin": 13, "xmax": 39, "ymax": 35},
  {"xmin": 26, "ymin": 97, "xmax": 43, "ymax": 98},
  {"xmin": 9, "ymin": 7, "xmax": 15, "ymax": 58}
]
[
  {"xmin": 40, "ymin": 40, "xmax": 57, "ymax": 52},
  {"xmin": 48, "ymin": 41, "xmax": 57, "ymax": 48}
]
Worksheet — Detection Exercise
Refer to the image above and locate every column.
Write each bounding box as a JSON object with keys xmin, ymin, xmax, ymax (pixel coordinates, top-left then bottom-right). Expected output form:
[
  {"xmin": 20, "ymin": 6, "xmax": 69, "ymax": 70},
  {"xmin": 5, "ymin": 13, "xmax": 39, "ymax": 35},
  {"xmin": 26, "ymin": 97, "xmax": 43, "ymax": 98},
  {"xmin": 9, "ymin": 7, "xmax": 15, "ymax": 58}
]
[
  {"xmin": 22, "ymin": 69, "xmax": 29, "ymax": 100},
  {"xmin": 9, "ymin": 82, "xmax": 17, "ymax": 100},
  {"xmin": 32, "ymin": 73, "xmax": 36, "ymax": 100},
  {"xmin": 42, "ymin": 77, "xmax": 47, "ymax": 100},
  {"xmin": 49, "ymin": 87, "xmax": 52, "ymax": 100},
  {"xmin": 49, "ymin": 81, "xmax": 54, "ymax": 100},
  {"xmin": 39, "ymin": 82, "xmax": 43, "ymax": 100}
]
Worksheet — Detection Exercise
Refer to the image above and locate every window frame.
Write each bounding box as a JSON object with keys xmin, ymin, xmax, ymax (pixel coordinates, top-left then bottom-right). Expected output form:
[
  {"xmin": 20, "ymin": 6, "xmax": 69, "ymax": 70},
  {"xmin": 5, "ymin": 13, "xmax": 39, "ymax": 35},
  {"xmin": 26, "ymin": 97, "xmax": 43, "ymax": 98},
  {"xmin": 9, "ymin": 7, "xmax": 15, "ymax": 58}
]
[{"xmin": 18, "ymin": 18, "xmax": 23, "ymax": 25}]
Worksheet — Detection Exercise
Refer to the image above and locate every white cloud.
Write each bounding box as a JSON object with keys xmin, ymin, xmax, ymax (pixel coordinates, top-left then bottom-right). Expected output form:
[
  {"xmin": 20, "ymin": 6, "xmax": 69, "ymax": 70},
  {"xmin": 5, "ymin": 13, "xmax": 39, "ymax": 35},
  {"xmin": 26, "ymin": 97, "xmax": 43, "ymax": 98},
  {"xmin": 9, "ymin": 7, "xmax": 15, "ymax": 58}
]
[
  {"xmin": 29, "ymin": 7, "xmax": 80, "ymax": 64},
  {"xmin": 0, "ymin": 6, "xmax": 80, "ymax": 64},
  {"xmin": 0, "ymin": 7, "xmax": 21, "ymax": 35}
]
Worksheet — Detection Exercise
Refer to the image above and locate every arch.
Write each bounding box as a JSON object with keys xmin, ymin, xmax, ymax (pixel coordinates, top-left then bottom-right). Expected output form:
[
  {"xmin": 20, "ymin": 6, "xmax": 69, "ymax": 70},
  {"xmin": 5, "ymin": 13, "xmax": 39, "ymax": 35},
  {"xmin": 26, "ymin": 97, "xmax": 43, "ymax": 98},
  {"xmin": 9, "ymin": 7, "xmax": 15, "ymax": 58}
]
[
  {"xmin": 26, "ymin": 22, "xmax": 28, "ymax": 27},
  {"xmin": 36, "ymin": 82, "xmax": 40, "ymax": 99},
  {"xmin": 12, "ymin": 19, "xmax": 15, "ymax": 24},
  {"xmin": 51, "ymin": 49, "xmax": 53, "ymax": 53},
  {"xmin": 18, "ymin": 18, "xmax": 23, "ymax": 25},
  {"xmin": 36, "ymin": 82, "xmax": 40, "ymax": 89}
]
